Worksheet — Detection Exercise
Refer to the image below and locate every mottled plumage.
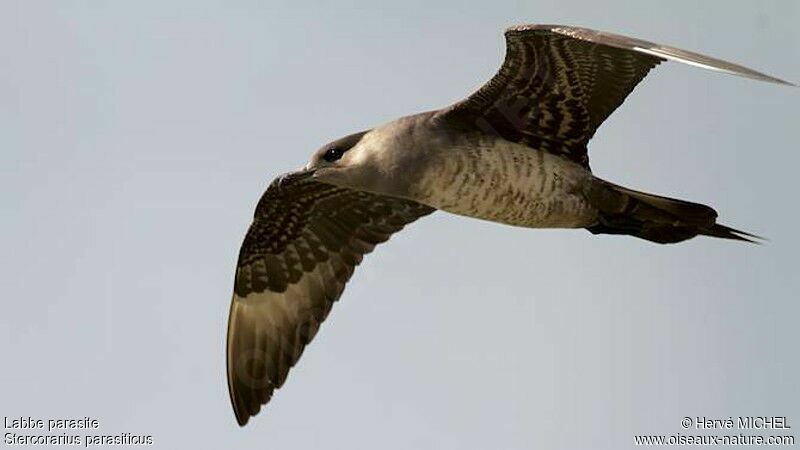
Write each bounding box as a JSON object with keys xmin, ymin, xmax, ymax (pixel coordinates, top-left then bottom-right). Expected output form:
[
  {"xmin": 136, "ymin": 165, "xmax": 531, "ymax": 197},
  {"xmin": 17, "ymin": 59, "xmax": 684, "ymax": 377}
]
[
  {"xmin": 443, "ymin": 25, "xmax": 791, "ymax": 167},
  {"xmin": 229, "ymin": 172, "xmax": 432, "ymax": 422},
  {"xmin": 411, "ymin": 137, "xmax": 595, "ymax": 227},
  {"xmin": 227, "ymin": 25, "xmax": 792, "ymax": 426}
]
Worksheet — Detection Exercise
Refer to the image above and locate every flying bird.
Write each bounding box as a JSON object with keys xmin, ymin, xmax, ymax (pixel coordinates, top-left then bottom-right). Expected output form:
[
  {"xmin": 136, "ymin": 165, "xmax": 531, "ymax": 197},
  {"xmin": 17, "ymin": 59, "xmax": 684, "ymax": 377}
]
[{"xmin": 226, "ymin": 24, "xmax": 793, "ymax": 425}]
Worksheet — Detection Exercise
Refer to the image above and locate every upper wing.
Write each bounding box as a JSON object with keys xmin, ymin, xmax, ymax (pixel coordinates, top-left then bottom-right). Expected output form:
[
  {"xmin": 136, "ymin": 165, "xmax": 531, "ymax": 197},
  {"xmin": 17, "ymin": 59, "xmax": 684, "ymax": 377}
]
[
  {"xmin": 441, "ymin": 24, "xmax": 794, "ymax": 167},
  {"xmin": 227, "ymin": 170, "xmax": 434, "ymax": 425}
]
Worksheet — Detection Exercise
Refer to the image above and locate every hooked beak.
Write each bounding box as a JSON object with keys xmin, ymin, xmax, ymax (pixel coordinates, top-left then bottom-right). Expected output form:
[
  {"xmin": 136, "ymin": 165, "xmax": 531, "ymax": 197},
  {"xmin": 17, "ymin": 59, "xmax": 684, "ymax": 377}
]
[
  {"xmin": 309, "ymin": 166, "xmax": 336, "ymax": 178},
  {"xmin": 309, "ymin": 165, "xmax": 348, "ymax": 186},
  {"xmin": 302, "ymin": 164, "xmax": 338, "ymax": 179},
  {"xmin": 273, "ymin": 168, "xmax": 316, "ymax": 190}
]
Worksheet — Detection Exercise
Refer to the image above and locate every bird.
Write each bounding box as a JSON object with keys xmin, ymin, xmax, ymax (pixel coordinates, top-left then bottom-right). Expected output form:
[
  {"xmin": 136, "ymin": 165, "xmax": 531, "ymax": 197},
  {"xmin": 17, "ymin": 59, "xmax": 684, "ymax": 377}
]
[{"xmin": 226, "ymin": 24, "xmax": 794, "ymax": 425}]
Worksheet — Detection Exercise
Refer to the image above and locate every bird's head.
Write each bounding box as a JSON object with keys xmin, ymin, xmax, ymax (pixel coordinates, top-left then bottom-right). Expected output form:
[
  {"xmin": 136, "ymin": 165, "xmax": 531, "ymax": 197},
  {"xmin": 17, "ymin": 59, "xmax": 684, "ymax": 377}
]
[{"xmin": 305, "ymin": 129, "xmax": 387, "ymax": 193}]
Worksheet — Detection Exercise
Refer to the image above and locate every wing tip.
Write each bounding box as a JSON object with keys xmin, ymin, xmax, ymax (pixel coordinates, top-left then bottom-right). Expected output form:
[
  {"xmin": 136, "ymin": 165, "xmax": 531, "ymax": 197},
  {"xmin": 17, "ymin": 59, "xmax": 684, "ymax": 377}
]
[
  {"xmin": 767, "ymin": 77, "xmax": 797, "ymax": 87},
  {"xmin": 227, "ymin": 295, "xmax": 264, "ymax": 428},
  {"xmin": 740, "ymin": 74, "xmax": 796, "ymax": 87},
  {"xmin": 504, "ymin": 24, "xmax": 797, "ymax": 87},
  {"xmin": 234, "ymin": 410, "xmax": 250, "ymax": 427},
  {"xmin": 710, "ymin": 224, "xmax": 768, "ymax": 244}
]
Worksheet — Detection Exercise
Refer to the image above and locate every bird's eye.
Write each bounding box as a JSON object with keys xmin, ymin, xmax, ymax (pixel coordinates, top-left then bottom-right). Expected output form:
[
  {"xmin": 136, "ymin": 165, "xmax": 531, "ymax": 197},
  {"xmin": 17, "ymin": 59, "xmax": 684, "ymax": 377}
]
[{"xmin": 322, "ymin": 147, "xmax": 344, "ymax": 162}]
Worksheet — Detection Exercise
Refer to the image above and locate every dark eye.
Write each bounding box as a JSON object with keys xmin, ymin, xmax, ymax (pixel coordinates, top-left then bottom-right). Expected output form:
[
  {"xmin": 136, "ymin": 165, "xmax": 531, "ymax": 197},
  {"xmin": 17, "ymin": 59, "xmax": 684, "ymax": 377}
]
[{"xmin": 322, "ymin": 147, "xmax": 344, "ymax": 162}]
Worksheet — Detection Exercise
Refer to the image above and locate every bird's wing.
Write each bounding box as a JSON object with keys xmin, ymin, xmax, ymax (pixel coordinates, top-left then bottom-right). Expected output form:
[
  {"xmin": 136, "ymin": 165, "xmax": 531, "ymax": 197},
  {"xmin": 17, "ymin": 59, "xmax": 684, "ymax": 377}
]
[
  {"xmin": 227, "ymin": 170, "xmax": 434, "ymax": 425},
  {"xmin": 441, "ymin": 24, "xmax": 793, "ymax": 167}
]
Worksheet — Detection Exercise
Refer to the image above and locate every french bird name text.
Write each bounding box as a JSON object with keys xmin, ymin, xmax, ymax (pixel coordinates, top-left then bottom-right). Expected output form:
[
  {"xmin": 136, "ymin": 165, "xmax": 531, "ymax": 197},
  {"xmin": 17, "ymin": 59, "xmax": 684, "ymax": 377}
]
[{"xmin": 4, "ymin": 416, "xmax": 99, "ymax": 432}]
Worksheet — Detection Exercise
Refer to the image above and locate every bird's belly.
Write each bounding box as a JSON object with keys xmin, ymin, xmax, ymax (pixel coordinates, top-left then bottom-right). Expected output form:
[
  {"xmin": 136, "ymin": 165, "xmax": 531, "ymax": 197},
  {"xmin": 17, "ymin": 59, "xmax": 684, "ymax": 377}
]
[{"xmin": 413, "ymin": 143, "xmax": 597, "ymax": 228}]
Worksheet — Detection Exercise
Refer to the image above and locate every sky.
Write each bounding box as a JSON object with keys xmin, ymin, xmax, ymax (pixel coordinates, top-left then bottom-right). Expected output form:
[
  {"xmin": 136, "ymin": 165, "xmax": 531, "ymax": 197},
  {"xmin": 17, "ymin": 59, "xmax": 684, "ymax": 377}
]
[{"xmin": 1, "ymin": 1, "xmax": 798, "ymax": 449}]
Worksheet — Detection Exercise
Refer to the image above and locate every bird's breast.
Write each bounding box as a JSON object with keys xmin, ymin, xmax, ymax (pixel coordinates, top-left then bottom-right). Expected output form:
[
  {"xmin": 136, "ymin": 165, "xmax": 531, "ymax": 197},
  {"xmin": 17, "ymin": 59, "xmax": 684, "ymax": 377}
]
[{"xmin": 411, "ymin": 141, "xmax": 597, "ymax": 228}]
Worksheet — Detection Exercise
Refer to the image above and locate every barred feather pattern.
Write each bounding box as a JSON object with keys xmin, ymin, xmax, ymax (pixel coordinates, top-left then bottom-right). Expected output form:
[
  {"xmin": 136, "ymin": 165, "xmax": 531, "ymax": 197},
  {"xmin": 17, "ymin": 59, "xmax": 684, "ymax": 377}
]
[
  {"xmin": 227, "ymin": 171, "xmax": 433, "ymax": 425},
  {"xmin": 445, "ymin": 26, "xmax": 663, "ymax": 167}
]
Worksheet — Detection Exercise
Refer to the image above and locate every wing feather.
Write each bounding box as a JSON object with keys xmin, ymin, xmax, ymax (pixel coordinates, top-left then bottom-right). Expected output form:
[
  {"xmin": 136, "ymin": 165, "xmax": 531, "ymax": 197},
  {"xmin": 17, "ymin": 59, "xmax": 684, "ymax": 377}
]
[
  {"xmin": 227, "ymin": 171, "xmax": 433, "ymax": 425},
  {"xmin": 442, "ymin": 24, "xmax": 793, "ymax": 167}
]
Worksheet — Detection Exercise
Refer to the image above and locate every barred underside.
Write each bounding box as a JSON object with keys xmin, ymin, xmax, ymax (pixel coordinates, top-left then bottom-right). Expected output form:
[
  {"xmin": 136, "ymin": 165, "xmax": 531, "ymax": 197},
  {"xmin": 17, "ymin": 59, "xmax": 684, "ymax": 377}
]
[{"xmin": 413, "ymin": 140, "xmax": 596, "ymax": 228}]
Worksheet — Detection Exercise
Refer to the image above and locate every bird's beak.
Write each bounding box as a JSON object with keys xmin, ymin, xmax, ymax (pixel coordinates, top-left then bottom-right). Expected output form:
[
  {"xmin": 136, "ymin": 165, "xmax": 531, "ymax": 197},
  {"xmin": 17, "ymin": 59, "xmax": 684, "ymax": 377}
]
[
  {"xmin": 303, "ymin": 165, "xmax": 338, "ymax": 179},
  {"xmin": 309, "ymin": 166, "xmax": 345, "ymax": 185},
  {"xmin": 309, "ymin": 167, "xmax": 333, "ymax": 178},
  {"xmin": 274, "ymin": 168, "xmax": 317, "ymax": 189}
]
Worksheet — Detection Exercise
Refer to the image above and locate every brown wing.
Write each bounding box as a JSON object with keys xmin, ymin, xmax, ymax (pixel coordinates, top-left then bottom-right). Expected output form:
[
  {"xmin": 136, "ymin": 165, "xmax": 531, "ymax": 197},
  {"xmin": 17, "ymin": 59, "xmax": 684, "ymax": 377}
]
[
  {"xmin": 227, "ymin": 171, "xmax": 433, "ymax": 425},
  {"xmin": 442, "ymin": 25, "xmax": 793, "ymax": 167}
]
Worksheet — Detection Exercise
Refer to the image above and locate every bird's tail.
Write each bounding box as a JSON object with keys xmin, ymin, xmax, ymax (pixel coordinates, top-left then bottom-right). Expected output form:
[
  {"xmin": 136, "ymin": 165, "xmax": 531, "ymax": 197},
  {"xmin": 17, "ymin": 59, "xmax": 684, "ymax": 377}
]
[{"xmin": 585, "ymin": 177, "xmax": 762, "ymax": 244}]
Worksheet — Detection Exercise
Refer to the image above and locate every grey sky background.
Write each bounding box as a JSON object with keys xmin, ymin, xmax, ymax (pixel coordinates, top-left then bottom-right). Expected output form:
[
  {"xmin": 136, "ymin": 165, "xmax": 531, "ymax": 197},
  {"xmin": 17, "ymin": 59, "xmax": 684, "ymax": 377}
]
[{"xmin": 2, "ymin": 1, "xmax": 798, "ymax": 449}]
